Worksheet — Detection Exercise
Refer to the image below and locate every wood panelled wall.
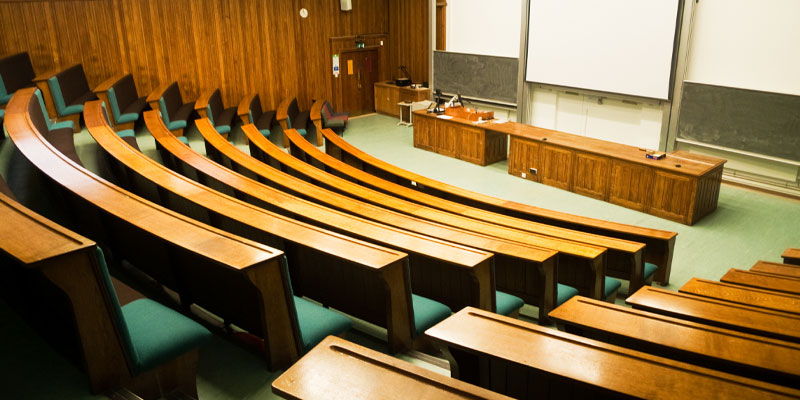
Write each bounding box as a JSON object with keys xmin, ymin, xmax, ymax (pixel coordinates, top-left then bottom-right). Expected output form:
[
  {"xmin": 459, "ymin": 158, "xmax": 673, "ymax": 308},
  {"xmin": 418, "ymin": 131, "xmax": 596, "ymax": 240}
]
[{"xmin": 0, "ymin": 0, "xmax": 429, "ymax": 113}]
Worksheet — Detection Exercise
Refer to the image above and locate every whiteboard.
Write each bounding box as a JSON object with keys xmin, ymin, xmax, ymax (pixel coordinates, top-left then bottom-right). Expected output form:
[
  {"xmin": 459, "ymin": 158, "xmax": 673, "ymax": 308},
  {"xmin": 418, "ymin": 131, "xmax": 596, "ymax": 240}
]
[
  {"xmin": 685, "ymin": 0, "xmax": 800, "ymax": 96},
  {"xmin": 446, "ymin": 0, "xmax": 522, "ymax": 58},
  {"xmin": 525, "ymin": 0, "xmax": 680, "ymax": 100}
]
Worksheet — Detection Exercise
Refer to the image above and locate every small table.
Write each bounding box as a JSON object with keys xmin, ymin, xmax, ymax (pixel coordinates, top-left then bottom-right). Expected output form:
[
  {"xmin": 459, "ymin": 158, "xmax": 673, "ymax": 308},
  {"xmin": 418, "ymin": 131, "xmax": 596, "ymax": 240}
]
[{"xmin": 397, "ymin": 102, "xmax": 412, "ymax": 127}]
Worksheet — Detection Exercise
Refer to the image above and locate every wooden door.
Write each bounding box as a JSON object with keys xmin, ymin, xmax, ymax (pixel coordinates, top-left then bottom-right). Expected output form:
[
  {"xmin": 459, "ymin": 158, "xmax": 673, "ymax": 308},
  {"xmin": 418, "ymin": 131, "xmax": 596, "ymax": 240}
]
[{"xmin": 341, "ymin": 49, "xmax": 379, "ymax": 116}]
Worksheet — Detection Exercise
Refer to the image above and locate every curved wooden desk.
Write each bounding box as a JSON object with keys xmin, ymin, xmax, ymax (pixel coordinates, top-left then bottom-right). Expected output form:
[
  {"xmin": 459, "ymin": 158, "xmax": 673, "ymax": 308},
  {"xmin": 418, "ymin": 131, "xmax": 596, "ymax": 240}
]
[
  {"xmin": 751, "ymin": 260, "xmax": 800, "ymax": 278},
  {"xmin": 626, "ymin": 286, "xmax": 800, "ymax": 344},
  {"xmin": 783, "ymin": 248, "xmax": 800, "ymax": 266},
  {"xmin": 283, "ymin": 128, "xmax": 612, "ymax": 300},
  {"xmin": 122, "ymin": 107, "xmax": 414, "ymax": 352},
  {"xmin": 143, "ymin": 116, "xmax": 498, "ymax": 318},
  {"xmin": 548, "ymin": 296, "xmax": 800, "ymax": 389},
  {"xmin": 6, "ymin": 88, "xmax": 297, "ymax": 370},
  {"xmin": 426, "ymin": 307, "xmax": 800, "ymax": 399},
  {"xmin": 679, "ymin": 277, "xmax": 800, "ymax": 315},
  {"xmin": 720, "ymin": 268, "xmax": 800, "ymax": 296},
  {"xmin": 321, "ymin": 128, "xmax": 677, "ymax": 286},
  {"xmin": 272, "ymin": 336, "xmax": 512, "ymax": 400},
  {"xmin": 208, "ymin": 122, "xmax": 561, "ymax": 322}
]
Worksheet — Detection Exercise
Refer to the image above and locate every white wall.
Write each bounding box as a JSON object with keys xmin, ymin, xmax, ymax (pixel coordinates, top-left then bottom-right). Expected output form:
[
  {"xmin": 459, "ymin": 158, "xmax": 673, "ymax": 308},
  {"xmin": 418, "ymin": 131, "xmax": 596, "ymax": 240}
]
[
  {"xmin": 446, "ymin": 0, "xmax": 522, "ymax": 58},
  {"xmin": 527, "ymin": 85, "xmax": 664, "ymax": 150}
]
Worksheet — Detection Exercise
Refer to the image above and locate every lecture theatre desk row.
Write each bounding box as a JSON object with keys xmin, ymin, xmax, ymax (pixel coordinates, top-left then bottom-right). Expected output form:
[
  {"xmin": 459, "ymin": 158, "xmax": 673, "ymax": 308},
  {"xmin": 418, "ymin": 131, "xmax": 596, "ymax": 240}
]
[{"xmin": 412, "ymin": 110, "xmax": 726, "ymax": 225}]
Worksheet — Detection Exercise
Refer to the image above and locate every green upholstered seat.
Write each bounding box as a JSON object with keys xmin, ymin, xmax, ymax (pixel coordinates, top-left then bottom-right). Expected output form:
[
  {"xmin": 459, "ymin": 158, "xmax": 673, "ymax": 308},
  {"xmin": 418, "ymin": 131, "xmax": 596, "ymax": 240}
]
[
  {"xmin": 95, "ymin": 247, "xmax": 211, "ymax": 374},
  {"xmin": 48, "ymin": 76, "xmax": 84, "ymax": 116},
  {"xmin": 0, "ymin": 109, "xmax": 4, "ymax": 118},
  {"xmin": 412, "ymin": 294, "xmax": 451, "ymax": 335},
  {"xmin": 35, "ymin": 89, "xmax": 74, "ymax": 131},
  {"xmin": 644, "ymin": 262, "xmax": 658, "ymax": 281},
  {"xmin": 605, "ymin": 277, "xmax": 622, "ymax": 299},
  {"xmin": 178, "ymin": 136, "xmax": 189, "ymax": 145},
  {"xmin": 158, "ymin": 97, "xmax": 188, "ymax": 131},
  {"xmin": 117, "ymin": 112, "xmax": 139, "ymax": 124},
  {"xmin": 496, "ymin": 291, "xmax": 524, "ymax": 316},
  {"xmin": 118, "ymin": 129, "xmax": 136, "ymax": 138},
  {"xmin": 108, "ymin": 86, "xmax": 139, "ymax": 124},
  {"xmin": 0, "ymin": 75, "xmax": 10, "ymax": 104},
  {"xmin": 215, "ymin": 125, "xmax": 231, "ymax": 134},
  {"xmin": 293, "ymin": 296, "xmax": 352, "ymax": 352},
  {"xmin": 557, "ymin": 283, "xmax": 579, "ymax": 306},
  {"xmin": 107, "ymin": 76, "xmax": 145, "ymax": 125},
  {"xmin": 297, "ymin": 128, "xmax": 307, "ymax": 136},
  {"xmin": 259, "ymin": 129, "xmax": 271, "ymax": 138}
]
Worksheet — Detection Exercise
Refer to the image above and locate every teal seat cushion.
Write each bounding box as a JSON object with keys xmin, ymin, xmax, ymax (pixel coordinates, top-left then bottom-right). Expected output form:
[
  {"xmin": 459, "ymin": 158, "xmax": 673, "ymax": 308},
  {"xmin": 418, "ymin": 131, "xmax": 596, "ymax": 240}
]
[
  {"xmin": 108, "ymin": 86, "xmax": 122, "ymax": 121},
  {"xmin": 495, "ymin": 291, "xmax": 524, "ymax": 316},
  {"xmin": 259, "ymin": 128, "xmax": 271, "ymax": 138},
  {"xmin": 605, "ymin": 277, "xmax": 622, "ymax": 299},
  {"xmin": 296, "ymin": 128, "xmax": 307, "ymax": 136},
  {"xmin": 293, "ymin": 296, "xmax": 351, "ymax": 352},
  {"xmin": 557, "ymin": 284, "xmax": 579, "ymax": 306},
  {"xmin": 178, "ymin": 136, "xmax": 189, "ymax": 144},
  {"xmin": 62, "ymin": 104, "xmax": 84, "ymax": 115},
  {"xmin": 51, "ymin": 120, "xmax": 75, "ymax": 131},
  {"xmin": 122, "ymin": 298, "xmax": 212, "ymax": 372},
  {"xmin": 0, "ymin": 109, "xmax": 4, "ymax": 118},
  {"xmin": 411, "ymin": 294, "xmax": 451, "ymax": 335},
  {"xmin": 117, "ymin": 129, "xmax": 136, "ymax": 138},
  {"xmin": 215, "ymin": 124, "xmax": 231, "ymax": 134},
  {"xmin": 158, "ymin": 97, "xmax": 171, "ymax": 124},
  {"xmin": 167, "ymin": 120, "xmax": 187, "ymax": 131},
  {"xmin": 0, "ymin": 94, "xmax": 11, "ymax": 105},
  {"xmin": 117, "ymin": 112, "xmax": 139, "ymax": 124},
  {"xmin": 48, "ymin": 76, "xmax": 67, "ymax": 115},
  {"xmin": 644, "ymin": 262, "xmax": 658, "ymax": 280}
]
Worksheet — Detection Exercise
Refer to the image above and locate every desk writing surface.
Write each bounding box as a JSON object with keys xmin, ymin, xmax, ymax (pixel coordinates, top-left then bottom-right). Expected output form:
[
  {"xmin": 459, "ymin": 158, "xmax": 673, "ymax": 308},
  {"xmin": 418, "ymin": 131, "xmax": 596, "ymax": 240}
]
[
  {"xmin": 425, "ymin": 307, "xmax": 800, "ymax": 399},
  {"xmin": 272, "ymin": 336, "xmax": 511, "ymax": 400},
  {"xmin": 680, "ymin": 277, "xmax": 800, "ymax": 315},
  {"xmin": 752, "ymin": 261, "xmax": 800, "ymax": 278},
  {"xmin": 721, "ymin": 268, "xmax": 800, "ymax": 296}
]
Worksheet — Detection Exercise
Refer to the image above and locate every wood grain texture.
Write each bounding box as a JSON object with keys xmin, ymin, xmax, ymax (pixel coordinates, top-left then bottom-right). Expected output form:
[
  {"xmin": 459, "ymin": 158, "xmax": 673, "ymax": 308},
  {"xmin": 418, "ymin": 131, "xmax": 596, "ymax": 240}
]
[
  {"xmin": 720, "ymin": 268, "xmax": 800, "ymax": 296},
  {"xmin": 426, "ymin": 307, "xmax": 800, "ymax": 399},
  {"xmin": 752, "ymin": 260, "xmax": 800, "ymax": 278},
  {"xmin": 549, "ymin": 296, "xmax": 800, "ymax": 389},
  {"xmin": 321, "ymin": 128, "xmax": 678, "ymax": 286},
  {"xmin": 0, "ymin": 0, "xmax": 429, "ymax": 116},
  {"xmin": 679, "ymin": 277, "xmax": 800, "ymax": 315},
  {"xmin": 272, "ymin": 336, "xmax": 512, "ymax": 400}
]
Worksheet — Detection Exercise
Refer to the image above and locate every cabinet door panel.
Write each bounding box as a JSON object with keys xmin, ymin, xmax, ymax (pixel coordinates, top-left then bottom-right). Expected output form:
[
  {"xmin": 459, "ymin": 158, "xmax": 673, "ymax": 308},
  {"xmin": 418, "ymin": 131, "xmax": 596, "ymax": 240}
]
[
  {"xmin": 413, "ymin": 115, "xmax": 436, "ymax": 151},
  {"xmin": 508, "ymin": 137, "xmax": 542, "ymax": 182},
  {"xmin": 609, "ymin": 160, "xmax": 652, "ymax": 211},
  {"xmin": 573, "ymin": 151, "xmax": 610, "ymax": 200},
  {"xmin": 648, "ymin": 171, "xmax": 694, "ymax": 223},
  {"xmin": 457, "ymin": 126, "xmax": 485, "ymax": 165},
  {"xmin": 436, "ymin": 120, "xmax": 459, "ymax": 158},
  {"xmin": 541, "ymin": 145, "xmax": 573, "ymax": 190}
]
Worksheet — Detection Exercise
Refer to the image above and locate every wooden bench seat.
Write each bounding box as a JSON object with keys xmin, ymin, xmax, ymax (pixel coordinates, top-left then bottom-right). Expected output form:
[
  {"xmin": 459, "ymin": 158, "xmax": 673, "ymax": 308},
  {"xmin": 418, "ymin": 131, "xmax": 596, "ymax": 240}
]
[
  {"xmin": 321, "ymin": 128, "xmax": 678, "ymax": 286},
  {"xmin": 548, "ymin": 296, "xmax": 800, "ymax": 388},
  {"xmin": 276, "ymin": 97, "xmax": 311, "ymax": 148},
  {"xmin": 237, "ymin": 93, "xmax": 276, "ymax": 144},
  {"xmin": 425, "ymin": 307, "xmax": 800, "ymax": 399},
  {"xmin": 0, "ymin": 192, "xmax": 213, "ymax": 398},
  {"xmin": 202, "ymin": 120, "xmax": 572, "ymax": 321},
  {"xmin": 194, "ymin": 89, "xmax": 237, "ymax": 139},
  {"xmin": 282, "ymin": 128, "xmax": 621, "ymax": 301},
  {"xmin": 6, "ymin": 88, "xmax": 326, "ymax": 371},
  {"xmin": 751, "ymin": 260, "xmax": 800, "ymax": 278},
  {"xmin": 626, "ymin": 286, "xmax": 800, "ymax": 343},
  {"xmin": 679, "ymin": 277, "xmax": 800, "ymax": 315},
  {"xmin": 782, "ymin": 248, "xmax": 800, "ymax": 266},
  {"xmin": 93, "ymin": 73, "xmax": 147, "ymax": 132},
  {"xmin": 720, "ymin": 268, "xmax": 800, "ymax": 296},
  {"xmin": 32, "ymin": 63, "xmax": 97, "ymax": 133},
  {"xmin": 272, "ymin": 335, "xmax": 511, "ymax": 400},
  {"xmin": 146, "ymin": 82, "xmax": 195, "ymax": 137},
  {"xmin": 88, "ymin": 104, "xmax": 435, "ymax": 353}
]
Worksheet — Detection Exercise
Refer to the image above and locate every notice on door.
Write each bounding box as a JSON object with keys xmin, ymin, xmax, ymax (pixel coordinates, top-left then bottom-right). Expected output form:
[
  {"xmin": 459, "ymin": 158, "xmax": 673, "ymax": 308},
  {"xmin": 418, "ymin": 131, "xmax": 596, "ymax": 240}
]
[{"xmin": 347, "ymin": 59, "xmax": 354, "ymax": 75}]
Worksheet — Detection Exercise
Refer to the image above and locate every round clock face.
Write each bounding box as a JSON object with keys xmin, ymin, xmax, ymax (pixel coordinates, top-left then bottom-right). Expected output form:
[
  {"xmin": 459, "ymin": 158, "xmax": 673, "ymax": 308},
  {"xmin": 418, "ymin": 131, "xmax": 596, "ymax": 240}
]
[{"xmin": 299, "ymin": 8, "xmax": 308, "ymax": 18}]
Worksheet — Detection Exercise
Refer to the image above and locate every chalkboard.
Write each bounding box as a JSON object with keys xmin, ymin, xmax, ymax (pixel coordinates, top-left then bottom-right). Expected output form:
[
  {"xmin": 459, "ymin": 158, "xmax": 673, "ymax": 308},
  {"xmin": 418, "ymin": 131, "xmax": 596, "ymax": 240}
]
[
  {"xmin": 433, "ymin": 51, "xmax": 518, "ymax": 105},
  {"xmin": 678, "ymin": 82, "xmax": 800, "ymax": 162}
]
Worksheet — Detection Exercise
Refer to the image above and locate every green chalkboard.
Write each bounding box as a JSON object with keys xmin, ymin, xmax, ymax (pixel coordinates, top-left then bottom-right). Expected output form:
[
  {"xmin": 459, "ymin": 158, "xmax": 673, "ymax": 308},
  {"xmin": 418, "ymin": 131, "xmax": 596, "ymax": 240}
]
[{"xmin": 678, "ymin": 82, "xmax": 800, "ymax": 162}]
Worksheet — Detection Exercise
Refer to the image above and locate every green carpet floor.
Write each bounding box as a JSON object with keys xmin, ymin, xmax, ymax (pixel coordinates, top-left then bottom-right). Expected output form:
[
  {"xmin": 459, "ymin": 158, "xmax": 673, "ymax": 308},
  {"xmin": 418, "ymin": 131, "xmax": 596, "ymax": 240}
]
[{"xmin": 1, "ymin": 113, "xmax": 798, "ymax": 399}]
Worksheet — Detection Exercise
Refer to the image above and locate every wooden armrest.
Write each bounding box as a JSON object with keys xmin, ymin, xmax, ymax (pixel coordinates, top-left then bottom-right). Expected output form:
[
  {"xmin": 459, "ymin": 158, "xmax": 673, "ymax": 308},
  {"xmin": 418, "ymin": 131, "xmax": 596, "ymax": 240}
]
[
  {"xmin": 276, "ymin": 97, "xmax": 292, "ymax": 122},
  {"xmin": 93, "ymin": 73, "xmax": 129, "ymax": 94},
  {"xmin": 194, "ymin": 89, "xmax": 217, "ymax": 112},
  {"xmin": 146, "ymin": 82, "xmax": 174, "ymax": 104},
  {"xmin": 238, "ymin": 93, "xmax": 257, "ymax": 120},
  {"xmin": 310, "ymin": 99, "xmax": 325, "ymax": 122}
]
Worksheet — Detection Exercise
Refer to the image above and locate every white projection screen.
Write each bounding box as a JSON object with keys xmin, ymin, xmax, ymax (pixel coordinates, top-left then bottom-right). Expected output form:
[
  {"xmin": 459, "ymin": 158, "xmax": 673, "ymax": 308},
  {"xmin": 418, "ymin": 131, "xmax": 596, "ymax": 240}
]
[{"xmin": 525, "ymin": 0, "xmax": 681, "ymax": 100}]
